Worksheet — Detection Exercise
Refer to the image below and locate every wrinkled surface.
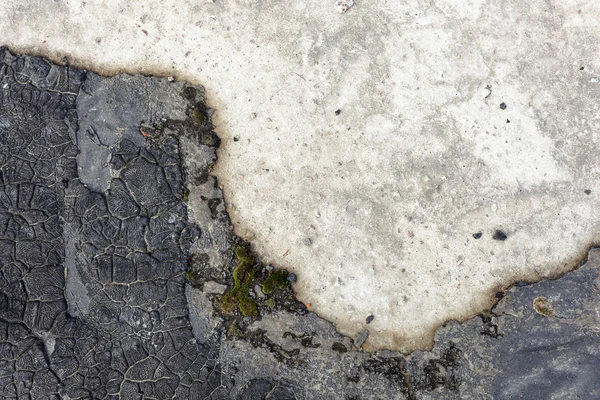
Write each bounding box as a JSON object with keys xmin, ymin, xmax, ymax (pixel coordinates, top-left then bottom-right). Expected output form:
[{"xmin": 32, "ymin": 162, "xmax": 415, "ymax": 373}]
[{"xmin": 0, "ymin": 50, "xmax": 226, "ymax": 399}]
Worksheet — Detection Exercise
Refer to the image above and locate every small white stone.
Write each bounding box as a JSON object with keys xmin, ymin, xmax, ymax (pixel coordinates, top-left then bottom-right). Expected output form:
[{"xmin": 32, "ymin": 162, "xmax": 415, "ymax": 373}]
[{"xmin": 334, "ymin": 0, "xmax": 354, "ymax": 13}]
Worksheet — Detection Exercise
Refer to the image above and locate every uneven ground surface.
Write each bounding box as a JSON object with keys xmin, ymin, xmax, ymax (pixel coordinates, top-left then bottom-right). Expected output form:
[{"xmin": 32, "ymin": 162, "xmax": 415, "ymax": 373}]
[
  {"xmin": 2, "ymin": 0, "xmax": 600, "ymax": 351},
  {"xmin": 2, "ymin": 49, "xmax": 600, "ymax": 399}
]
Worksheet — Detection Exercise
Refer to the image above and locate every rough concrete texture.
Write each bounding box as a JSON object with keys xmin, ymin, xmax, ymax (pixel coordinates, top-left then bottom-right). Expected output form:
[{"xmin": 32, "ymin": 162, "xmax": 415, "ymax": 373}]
[
  {"xmin": 3, "ymin": 0, "xmax": 597, "ymax": 352},
  {"xmin": 3, "ymin": 48, "xmax": 600, "ymax": 399}
]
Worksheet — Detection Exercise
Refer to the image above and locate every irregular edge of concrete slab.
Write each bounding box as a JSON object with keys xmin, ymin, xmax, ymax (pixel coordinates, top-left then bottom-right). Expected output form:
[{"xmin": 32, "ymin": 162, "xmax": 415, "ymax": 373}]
[
  {"xmin": 5, "ymin": 42, "xmax": 599, "ymax": 354},
  {"xmin": 4, "ymin": 46, "xmax": 600, "ymax": 399}
]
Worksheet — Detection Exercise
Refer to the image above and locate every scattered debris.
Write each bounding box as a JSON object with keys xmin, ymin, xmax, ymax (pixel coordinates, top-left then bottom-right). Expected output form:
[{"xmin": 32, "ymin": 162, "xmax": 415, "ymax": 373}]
[
  {"xmin": 355, "ymin": 329, "xmax": 369, "ymax": 348},
  {"xmin": 472, "ymin": 232, "xmax": 482, "ymax": 239},
  {"xmin": 493, "ymin": 230, "xmax": 507, "ymax": 241},
  {"xmin": 287, "ymin": 273, "xmax": 297, "ymax": 283},
  {"xmin": 533, "ymin": 297, "xmax": 555, "ymax": 316},
  {"xmin": 167, "ymin": 76, "xmax": 175, "ymax": 82},
  {"xmin": 303, "ymin": 237, "xmax": 313, "ymax": 246},
  {"xmin": 335, "ymin": 108, "xmax": 342, "ymax": 115},
  {"xmin": 585, "ymin": 189, "xmax": 592, "ymax": 195},
  {"xmin": 499, "ymin": 102, "xmax": 507, "ymax": 110},
  {"xmin": 484, "ymin": 84, "xmax": 492, "ymax": 99},
  {"xmin": 334, "ymin": 0, "xmax": 354, "ymax": 13},
  {"xmin": 366, "ymin": 315, "xmax": 374, "ymax": 324}
]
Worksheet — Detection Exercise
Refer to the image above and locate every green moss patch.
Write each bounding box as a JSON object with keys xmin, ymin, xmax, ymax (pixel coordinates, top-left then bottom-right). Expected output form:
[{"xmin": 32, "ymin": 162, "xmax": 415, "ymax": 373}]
[
  {"xmin": 261, "ymin": 269, "xmax": 290, "ymax": 294},
  {"xmin": 264, "ymin": 298, "xmax": 276, "ymax": 310},
  {"xmin": 219, "ymin": 246, "xmax": 259, "ymax": 317},
  {"xmin": 185, "ymin": 268, "xmax": 197, "ymax": 283},
  {"xmin": 191, "ymin": 106, "xmax": 206, "ymax": 124},
  {"xmin": 227, "ymin": 323, "xmax": 243, "ymax": 338}
]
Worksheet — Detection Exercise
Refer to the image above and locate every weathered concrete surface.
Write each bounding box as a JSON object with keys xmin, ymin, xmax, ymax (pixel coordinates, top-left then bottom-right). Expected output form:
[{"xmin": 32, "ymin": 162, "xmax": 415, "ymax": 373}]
[
  {"xmin": 3, "ymin": 0, "xmax": 597, "ymax": 351},
  {"xmin": 3, "ymin": 49, "xmax": 600, "ymax": 399}
]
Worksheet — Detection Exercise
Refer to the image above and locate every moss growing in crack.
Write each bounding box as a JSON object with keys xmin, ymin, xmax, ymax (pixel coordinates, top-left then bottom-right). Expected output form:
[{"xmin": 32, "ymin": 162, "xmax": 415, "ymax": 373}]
[
  {"xmin": 219, "ymin": 245, "xmax": 259, "ymax": 317},
  {"xmin": 185, "ymin": 268, "xmax": 196, "ymax": 282},
  {"xmin": 239, "ymin": 295, "xmax": 259, "ymax": 317},
  {"xmin": 264, "ymin": 298, "xmax": 276, "ymax": 310},
  {"xmin": 227, "ymin": 323, "xmax": 243, "ymax": 338},
  {"xmin": 235, "ymin": 246, "xmax": 255, "ymax": 263},
  {"xmin": 261, "ymin": 269, "xmax": 290, "ymax": 294},
  {"xmin": 191, "ymin": 106, "xmax": 206, "ymax": 124}
]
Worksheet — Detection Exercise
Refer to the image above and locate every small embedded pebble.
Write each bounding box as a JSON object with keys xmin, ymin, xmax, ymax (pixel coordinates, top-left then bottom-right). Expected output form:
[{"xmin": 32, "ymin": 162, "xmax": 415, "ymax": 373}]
[
  {"xmin": 334, "ymin": 0, "xmax": 354, "ymax": 13},
  {"xmin": 354, "ymin": 329, "xmax": 369, "ymax": 348},
  {"xmin": 473, "ymin": 232, "xmax": 482, "ymax": 239},
  {"xmin": 335, "ymin": 109, "xmax": 342, "ymax": 116},
  {"xmin": 303, "ymin": 238, "xmax": 312, "ymax": 246},
  {"xmin": 250, "ymin": 112, "xmax": 257, "ymax": 119},
  {"xmin": 332, "ymin": 342, "xmax": 348, "ymax": 353},
  {"xmin": 254, "ymin": 285, "xmax": 265, "ymax": 298},
  {"xmin": 287, "ymin": 273, "xmax": 297, "ymax": 283},
  {"xmin": 533, "ymin": 297, "xmax": 554, "ymax": 316},
  {"xmin": 265, "ymin": 265, "xmax": 274, "ymax": 272},
  {"xmin": 233, "ymin": 137, "xmax": 239, "ymax": 142},
  {"xmin": 493, "ymin": 230, "xmax": 507, "ymax": 241},
  {"xmin": 585, "ymin": 189, "xmax": 592, "ymax": 195},
  {"xmin": 366, "ymin": 315, "xmax": 374, "ymax": 324},
  {"xmin": 500, "ymin": 102, "xmax": 507, "ymax": 110}
]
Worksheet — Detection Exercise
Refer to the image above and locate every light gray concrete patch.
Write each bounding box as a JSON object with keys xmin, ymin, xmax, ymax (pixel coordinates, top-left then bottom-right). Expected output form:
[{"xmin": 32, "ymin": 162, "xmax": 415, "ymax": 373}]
[
  {"xmin": 186, "ymin": 284, "xmax": 222, "ymax": 344},
  {"xmin": 76, "ymin": 73, "xmax": 188, "ymax": 192}
]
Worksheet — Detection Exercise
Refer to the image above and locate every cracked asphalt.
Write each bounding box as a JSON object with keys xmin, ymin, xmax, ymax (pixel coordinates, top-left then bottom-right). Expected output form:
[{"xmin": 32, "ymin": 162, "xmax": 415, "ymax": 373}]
[{"xmin": 1, "ymin": 49, "xmax": 600, "ymax": 399}]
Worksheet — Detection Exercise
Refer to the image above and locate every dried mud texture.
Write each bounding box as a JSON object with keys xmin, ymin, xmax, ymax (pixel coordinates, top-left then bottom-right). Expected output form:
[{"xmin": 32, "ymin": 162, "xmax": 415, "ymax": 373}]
[
  {"xmin": 0, "ymin": 49, "xmax": 226, "ymax": 399},
  {"xmin": 1, "ymin": 49, "xmax": 600, "ymax": 399}
]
